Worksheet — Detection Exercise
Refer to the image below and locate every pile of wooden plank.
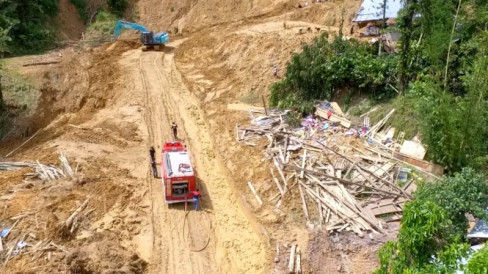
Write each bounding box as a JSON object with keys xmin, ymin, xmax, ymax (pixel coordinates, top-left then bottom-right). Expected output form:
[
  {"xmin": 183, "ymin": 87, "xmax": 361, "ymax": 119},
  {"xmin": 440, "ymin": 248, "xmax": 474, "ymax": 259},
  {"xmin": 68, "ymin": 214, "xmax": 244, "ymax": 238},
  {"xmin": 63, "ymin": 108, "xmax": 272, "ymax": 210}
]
[
  {"xmin": 0, "ymin": 153, "xmax": 77, "ymax": 181},
  {"xmin": 236, "ymin": 108, "xmax": 417, "ymax": 236}
]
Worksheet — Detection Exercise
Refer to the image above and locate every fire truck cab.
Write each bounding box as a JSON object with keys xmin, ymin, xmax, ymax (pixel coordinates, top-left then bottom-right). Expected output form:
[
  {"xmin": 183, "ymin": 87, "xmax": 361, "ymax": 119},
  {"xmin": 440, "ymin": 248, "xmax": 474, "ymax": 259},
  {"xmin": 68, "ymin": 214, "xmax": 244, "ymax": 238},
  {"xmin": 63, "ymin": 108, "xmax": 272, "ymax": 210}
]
[{"xmin": 161, "ymin": 141, "xmax": 196, "ymax": 203}]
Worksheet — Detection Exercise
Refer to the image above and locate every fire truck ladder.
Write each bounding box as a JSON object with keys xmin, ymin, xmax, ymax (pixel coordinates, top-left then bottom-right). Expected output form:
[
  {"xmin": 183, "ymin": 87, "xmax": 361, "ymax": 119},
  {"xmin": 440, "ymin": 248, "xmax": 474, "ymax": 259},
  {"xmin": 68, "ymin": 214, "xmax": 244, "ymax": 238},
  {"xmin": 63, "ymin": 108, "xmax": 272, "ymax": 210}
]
[{"xmin": 165, "ymin": 153, "xmax": 173, "ymax": 176}]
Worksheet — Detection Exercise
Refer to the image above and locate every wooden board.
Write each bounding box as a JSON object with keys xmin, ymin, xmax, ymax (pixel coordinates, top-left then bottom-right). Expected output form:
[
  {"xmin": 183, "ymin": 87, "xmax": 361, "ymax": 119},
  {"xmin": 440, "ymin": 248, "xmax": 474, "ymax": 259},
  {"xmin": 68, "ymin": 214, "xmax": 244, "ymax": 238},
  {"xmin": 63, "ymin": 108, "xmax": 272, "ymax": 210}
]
[
  {"xmin": 330, "ymin": 102, "xmax": 345, "ymax": 116},
  {"xmin": 393, "ymin": 151, "xmax": 444, "ymax": 175},
  {"xmin": 367, "ymin": 203, "xmax": 403, "ymax": 216},
  {"xmin": 400, "ymin": 140, "xmax": 426, "ymax": 160},
  {"xmin": 368, "ymin": 162, "xmax": 395, "ymax": 177},
  {"xmin": 403, "ymin": 180, "xmax": 418, "ymax": 195},
  {"xmin": 315, "ymin": 108, "xmax": 351, "ymax": 128}
]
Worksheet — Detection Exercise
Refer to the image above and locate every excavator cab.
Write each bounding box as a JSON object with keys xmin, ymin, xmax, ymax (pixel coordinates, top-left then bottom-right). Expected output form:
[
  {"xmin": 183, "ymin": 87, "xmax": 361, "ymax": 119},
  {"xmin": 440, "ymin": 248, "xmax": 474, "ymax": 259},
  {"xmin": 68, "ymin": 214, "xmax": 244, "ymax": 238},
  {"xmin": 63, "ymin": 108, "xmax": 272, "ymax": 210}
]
[{"xmin": 141, "ymin": 31, "xmax": 154, "ymax": 45}]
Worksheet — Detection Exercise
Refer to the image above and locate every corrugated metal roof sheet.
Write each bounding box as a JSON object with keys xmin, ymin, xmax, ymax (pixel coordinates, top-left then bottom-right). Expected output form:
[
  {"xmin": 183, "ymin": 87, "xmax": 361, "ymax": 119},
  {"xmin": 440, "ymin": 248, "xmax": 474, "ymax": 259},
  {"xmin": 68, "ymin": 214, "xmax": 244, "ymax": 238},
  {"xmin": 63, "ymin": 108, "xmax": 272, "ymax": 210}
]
[
  {"xmin": 353, "ymin": 0, "xmax": 405, "ymax": 22},
  {"xmin": 467, "ymin": 208, "xmax": 488, "ymax": 239}
]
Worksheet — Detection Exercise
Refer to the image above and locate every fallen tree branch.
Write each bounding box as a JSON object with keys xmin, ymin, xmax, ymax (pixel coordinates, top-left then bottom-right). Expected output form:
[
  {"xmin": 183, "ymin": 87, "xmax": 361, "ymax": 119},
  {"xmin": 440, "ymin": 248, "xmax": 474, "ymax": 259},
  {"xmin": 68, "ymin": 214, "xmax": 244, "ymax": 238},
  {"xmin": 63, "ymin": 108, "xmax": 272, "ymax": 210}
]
[{"xmin": 65, "ymin": 197, "xmax": 90, "ymax": 229}]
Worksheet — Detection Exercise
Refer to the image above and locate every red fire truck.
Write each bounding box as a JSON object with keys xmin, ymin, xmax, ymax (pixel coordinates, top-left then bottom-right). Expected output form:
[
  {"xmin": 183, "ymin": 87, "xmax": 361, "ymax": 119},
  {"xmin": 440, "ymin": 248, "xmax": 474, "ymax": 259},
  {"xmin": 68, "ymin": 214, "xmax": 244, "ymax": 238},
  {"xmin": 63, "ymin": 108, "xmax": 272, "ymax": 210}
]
[{"xmin": 161, "ymin": 141, "xmax": 197, "ymax": 203}]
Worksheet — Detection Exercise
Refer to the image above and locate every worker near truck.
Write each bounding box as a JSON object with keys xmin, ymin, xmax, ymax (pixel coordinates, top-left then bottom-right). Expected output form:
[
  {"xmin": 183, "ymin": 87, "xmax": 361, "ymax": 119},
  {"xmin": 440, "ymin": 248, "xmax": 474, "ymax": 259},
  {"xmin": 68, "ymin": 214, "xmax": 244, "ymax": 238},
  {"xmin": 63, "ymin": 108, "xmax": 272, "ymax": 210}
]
[
  {"xmin": 192, "ymin": 188, "xmax": 201, "ymax": 211},
  {"xmin": 150, "ymin": 146, "xmax": 156, "ymax": 161},
  {"xmin": 150, "ymin": 146, "xmax": 157, "ymax": 178},
  {"xmin": 171, "ymin": 122, "xmax": 178, "ymax": 140}
]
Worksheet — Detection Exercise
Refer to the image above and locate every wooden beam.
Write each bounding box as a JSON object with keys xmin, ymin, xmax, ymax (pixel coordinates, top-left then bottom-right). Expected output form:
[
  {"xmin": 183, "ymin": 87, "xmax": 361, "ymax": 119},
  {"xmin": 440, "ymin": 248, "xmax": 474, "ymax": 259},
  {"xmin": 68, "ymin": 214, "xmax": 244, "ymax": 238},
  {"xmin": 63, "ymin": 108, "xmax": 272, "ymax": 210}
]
[
  {"xmin": 247, "ymin": 181, "xmax": 263, "ymax": 206},
  {"xmin": 284, "ymin": 164, "xmax": 402, "ymax": 197},
  {"xmin": 270, "ymin": 167, "xmax": 285, "ymax": 196},
  {"xmin": 295, "ymin": 247, "xmax": 302, "ymax": 274},
  {"xmin": 288, "ymin": 244, "xmax": 296, "ymax": 273},
  {"xmin": 5, "ymin": 129, "xmax": 43, "ymax": 157},
  {"xmin": 300, "ymin": 148, "xmax": 307, "ymax": 179},
  {"xmin": 298, "ymin": 179, "xmax": 309, "ymax": 219},
  {"xmin": 23, "ymin": 60, "xmax": 61, "ymax": 67}
]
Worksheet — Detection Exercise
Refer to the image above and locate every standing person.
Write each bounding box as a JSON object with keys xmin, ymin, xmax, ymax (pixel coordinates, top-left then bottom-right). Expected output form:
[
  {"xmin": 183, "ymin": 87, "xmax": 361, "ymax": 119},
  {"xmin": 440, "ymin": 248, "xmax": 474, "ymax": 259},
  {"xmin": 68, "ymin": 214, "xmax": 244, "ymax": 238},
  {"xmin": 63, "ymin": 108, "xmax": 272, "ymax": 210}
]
[
  {"xmin": 171, "ymin": 122, "xmax": 178, "ymax": 140},
  {"xmin": 192, "ymin": 188, "xmax": 201, "ymax": 211},
  {"xmin": 149, "ymin": 146, "xmax": 156, "ymax": 162},
  {"xmin": 149, "ymin": 146, "xmax": 157, "ymax": 177},
  {"xmin": 151, "ymin": 161, "xmax": 158, "ymax": 178},
  {"xmin": 149, "ymin": 147, "xmax": 158, "ymax": 178},
  {"xmin": 273, "ymin": 65, "xmax": 278, "ymax": 77}
]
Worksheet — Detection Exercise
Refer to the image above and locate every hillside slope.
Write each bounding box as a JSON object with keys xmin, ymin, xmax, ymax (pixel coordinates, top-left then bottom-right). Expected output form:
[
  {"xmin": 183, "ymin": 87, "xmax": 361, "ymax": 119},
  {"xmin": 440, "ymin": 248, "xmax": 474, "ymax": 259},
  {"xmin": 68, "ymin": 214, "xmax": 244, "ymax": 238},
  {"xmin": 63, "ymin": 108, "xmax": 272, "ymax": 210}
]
[{"xmin": 0, "ymin": 0, "xmax": 391, "ymax": 273}]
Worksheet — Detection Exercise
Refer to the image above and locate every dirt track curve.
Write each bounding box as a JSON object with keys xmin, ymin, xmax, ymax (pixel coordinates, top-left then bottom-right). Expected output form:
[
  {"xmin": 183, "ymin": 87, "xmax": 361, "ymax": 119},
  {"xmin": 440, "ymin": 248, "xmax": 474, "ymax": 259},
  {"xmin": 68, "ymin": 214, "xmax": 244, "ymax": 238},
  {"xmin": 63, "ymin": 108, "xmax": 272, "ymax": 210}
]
[{"xmin": 124, "ymin": 42, "xmax": 266, "ymax": 273}]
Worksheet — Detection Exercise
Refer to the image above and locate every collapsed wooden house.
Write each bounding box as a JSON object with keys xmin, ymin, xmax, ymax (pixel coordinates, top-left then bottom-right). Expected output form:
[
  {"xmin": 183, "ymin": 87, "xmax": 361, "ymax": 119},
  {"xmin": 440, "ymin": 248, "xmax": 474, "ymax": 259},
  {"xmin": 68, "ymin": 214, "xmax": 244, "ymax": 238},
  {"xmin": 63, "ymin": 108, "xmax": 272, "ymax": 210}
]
[{"xmin": 237, "ymin": 103, "xmax": 440, "ymax": 236}]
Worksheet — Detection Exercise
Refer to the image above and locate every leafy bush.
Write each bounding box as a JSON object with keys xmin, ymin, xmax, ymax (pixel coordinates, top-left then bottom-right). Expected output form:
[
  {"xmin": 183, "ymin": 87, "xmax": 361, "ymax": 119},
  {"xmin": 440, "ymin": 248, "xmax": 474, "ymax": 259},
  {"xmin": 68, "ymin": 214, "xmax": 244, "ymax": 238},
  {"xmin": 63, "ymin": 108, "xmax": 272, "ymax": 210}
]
[
  {"xmin": 269, "ymin": 34, "xmax": 397, "ymax": 113},
  {"xmin": 375, "ymin": 168, "xmax": 488, "ymax": 273},
  {"xmin": 87, "ymin": 10, "xmax": 118, "ymax": 38},
  {"xmin": 106, "ymin": 0, "xmax": 128, "ymax": 16},
  {"xmin": 0, "ymin": 68, "xmax": 40, "ymax": 139},
  {"xmin": 413, "ymin": 54, "xmax": 488, "ymax": 172},
  {"xmin": 415, "ymin": 168, "xmax": 488, "ymax": 241},
  {"xmin": 467, "ymin": 246, "xmax": 488, "ymax": 274},
  {"xmin": 0, "ymin": 0, "xmax": 60, "ymax": 55}
]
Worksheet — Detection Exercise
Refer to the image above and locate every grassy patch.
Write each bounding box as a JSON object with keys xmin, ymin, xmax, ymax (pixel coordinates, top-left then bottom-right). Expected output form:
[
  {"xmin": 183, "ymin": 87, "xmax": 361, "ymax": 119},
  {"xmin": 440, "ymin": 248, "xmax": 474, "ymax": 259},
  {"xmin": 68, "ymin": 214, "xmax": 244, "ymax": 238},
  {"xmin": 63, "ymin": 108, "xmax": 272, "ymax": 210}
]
[
  {"xmin": 239, "ymin": 91, "xmax": 261, "ymax": 105},
  {"xmin": 0, "ymin": 68, "xmax": 40, "ymax": 138},
  {"xmin": 86, "ymin": 10, "xmax": 119, "ymax": 40},
  {"xmin": 347, "ymin": 98, "xmax": 376, "ymax": 117},
  {"xmin": 1, "ymin": 69, "xmax": 40, "ymax": 114},
  {"xmin": 367, "ymin": 95, "xmax": 421, "ymax": 140}
]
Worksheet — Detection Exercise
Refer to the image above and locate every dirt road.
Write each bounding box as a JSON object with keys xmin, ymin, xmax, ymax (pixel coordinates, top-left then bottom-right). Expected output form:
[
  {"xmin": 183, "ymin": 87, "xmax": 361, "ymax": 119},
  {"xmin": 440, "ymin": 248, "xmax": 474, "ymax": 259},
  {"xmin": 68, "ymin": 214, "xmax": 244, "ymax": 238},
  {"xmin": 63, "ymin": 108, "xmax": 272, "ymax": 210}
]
[{"xmin": 123, "ymin": 43, "xmax": 266, "ymax": 273}]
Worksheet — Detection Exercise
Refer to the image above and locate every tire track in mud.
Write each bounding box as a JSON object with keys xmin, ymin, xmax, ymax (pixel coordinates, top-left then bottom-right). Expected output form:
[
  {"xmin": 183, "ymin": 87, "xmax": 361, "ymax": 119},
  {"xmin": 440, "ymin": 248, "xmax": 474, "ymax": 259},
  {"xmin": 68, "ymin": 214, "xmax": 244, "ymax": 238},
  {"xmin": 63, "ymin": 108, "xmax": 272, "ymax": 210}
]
[
  {"xmin": 133, "ymin": 42, "xmax": 266, "ymax": 273},
  {"xmin": 152, "ymin": 51, "xmax": 208, "ymax": 274},
  {"xmin": 138, "ymin": 50, "xmax": 211, "ymax": 274},
  {"xmin": 137, "ymin": 54, "xmax": 165, "ymax": 274},
  {"xmin": 150, "ymin": 46, "xmax": 267, "ymax": 273}
]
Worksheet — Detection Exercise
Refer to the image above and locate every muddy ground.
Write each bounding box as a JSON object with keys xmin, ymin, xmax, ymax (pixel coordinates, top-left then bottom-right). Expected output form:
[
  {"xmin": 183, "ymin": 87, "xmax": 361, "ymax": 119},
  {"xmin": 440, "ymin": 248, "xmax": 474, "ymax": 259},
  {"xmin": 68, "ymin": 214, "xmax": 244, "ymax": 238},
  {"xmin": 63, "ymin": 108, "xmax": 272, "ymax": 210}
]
[{"xmin": 0, "ymin": 0, "xmax": 395, "ymax": 273}]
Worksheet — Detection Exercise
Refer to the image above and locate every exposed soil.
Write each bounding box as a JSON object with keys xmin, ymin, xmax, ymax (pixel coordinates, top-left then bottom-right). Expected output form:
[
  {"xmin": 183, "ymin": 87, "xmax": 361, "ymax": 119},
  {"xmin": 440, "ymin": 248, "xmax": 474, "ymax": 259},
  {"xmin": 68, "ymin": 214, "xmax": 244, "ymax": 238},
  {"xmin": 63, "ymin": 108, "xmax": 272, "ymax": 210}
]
[
  {"xmin": 56, "ymin": 0, "xmax": 86, "ymax": 41},
  {"xmin": 0, "ymin": 0, "xmax": 396, "ymax": 273}
]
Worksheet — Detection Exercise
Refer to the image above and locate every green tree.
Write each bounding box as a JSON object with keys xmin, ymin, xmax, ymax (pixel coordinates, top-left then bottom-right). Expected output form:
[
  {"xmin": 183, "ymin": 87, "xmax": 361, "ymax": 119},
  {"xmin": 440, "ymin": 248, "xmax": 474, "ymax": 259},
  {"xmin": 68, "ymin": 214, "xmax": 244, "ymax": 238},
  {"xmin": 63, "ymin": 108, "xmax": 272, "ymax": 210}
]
[
  {"xmin": 0, "ymin": 0, "xmax": 60, "ymax": 54},
  {"xmin": 415, "ymin": 168, "xmax": 488, "ymax": 240},
  {"xmin": 269, "ymin": 34, "xmax": 397, "ymax": 113},
  {"xmin": 376, "ymin": 169, "xmax": 488, "ymax": 273},
  {"xmin": 467, "ymin": 246, "xmax": 488, "ymax": 274},
  {"xmin": 396, "ymin": 0, "xmax": 418, "ymax": 93},
  {"xmin": 106, "ymin": 0, "xmax": 127, "ymax": 16},
  {"xmin": 414, "ymin": 31, "xmax": 488, "ymax": 172}
]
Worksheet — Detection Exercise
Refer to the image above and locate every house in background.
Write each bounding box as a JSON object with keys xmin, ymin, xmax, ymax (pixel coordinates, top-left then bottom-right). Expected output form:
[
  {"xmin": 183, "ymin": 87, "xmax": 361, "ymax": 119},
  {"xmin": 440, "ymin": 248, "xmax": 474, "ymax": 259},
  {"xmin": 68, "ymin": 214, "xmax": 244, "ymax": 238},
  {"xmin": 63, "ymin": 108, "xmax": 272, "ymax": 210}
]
[
  {"xmin": 353, "ymin": 0, "xmax": 404, "ymax": 28},
  {"xmin": 352, "ymin": 0, "xmax": 404, "ymax": 51}
]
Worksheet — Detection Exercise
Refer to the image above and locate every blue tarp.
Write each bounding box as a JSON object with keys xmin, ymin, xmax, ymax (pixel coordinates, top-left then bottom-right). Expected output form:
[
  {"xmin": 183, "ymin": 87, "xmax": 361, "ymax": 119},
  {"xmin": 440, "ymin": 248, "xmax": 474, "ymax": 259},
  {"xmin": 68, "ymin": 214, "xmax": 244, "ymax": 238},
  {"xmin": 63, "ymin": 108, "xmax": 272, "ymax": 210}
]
[{"xmin": 353, "ymin": 0, "xmax": 405, "ymax": 22}]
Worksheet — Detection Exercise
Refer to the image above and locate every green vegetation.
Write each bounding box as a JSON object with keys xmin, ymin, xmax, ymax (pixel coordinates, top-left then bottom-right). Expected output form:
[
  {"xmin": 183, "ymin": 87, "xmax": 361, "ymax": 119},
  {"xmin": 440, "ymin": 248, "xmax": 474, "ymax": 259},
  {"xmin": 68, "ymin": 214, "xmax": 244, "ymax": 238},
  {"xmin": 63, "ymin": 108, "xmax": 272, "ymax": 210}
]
[
  {"xmin": 0, "ymin": 0, "xmax": 60, "ymax": 55},
  {"xmin": 0, "ymin": 67, "xmax": 40, "ymax": 138},
  {"xmin": 271, "ymin": 0, "xmax": 488, "ymax": 173},
  {"xmin": 106, "ymin": 0, "xmax": 128, "ymax": 16},
  {"xmin": 271, "ymin": 1, "xmax": 488, "ymax": 269},
  {"xmin": 376, "ymin": 168, "xmax": 488, "ymax": 273},
  {"xmin": 467, "ymin": 246, "xmax": 488, "ymax": 273},
  {"xmin": 239, "ymin": 91, "xmax": 261, "ymax": 105},
  {"xmin": 269, "ymin": 34, "xmax": 397, "ymax": 113},
  {"xmin": 0, "ymin": 0, "xmax": 129, "ymax": 55},
  {"xmin": 86, "ymin": 10, "xmax": 118, "ymax": 39},
  {"xmin": 1, "ymin": 69, "xmax": 39, "ymax": 112}
]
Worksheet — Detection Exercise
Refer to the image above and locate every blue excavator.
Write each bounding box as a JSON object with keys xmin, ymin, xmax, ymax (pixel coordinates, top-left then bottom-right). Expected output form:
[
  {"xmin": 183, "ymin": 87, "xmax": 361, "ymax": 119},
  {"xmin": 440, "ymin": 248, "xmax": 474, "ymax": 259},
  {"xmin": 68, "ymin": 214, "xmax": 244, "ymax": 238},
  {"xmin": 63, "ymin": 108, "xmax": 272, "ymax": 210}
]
[{"xmin": 114, "ymin": 20, "xmax": 169, "ymax": 51}]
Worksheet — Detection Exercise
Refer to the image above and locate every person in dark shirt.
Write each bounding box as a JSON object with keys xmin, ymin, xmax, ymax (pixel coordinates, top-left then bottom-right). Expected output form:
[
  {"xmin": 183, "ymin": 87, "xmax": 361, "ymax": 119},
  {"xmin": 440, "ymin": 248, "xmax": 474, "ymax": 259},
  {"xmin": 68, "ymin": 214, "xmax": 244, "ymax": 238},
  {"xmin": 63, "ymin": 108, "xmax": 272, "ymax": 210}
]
[
  {"xmin": 151, "ymin": 161, "xmax": 158, "ymax": 178},
  {"xmin": 149, "ymin": 147, "xmax": 156, "ymax": 161},
  {"xmin": 171, "ymin": 122, "xmax": 178, "ymax": 140},
  {"xmin": 149, "ymin": 146, "xmax": 157, "ymax": 178},
  {"xmin": 192, "ymin": 188, "xmax": 201, "ymax": 211}
]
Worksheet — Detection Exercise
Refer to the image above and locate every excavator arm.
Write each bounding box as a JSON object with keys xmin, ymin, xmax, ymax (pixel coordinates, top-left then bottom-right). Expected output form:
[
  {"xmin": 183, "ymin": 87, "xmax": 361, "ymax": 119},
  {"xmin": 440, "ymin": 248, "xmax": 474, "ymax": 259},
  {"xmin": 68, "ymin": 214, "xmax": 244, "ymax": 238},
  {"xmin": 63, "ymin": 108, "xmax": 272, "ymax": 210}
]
[{"xmin": 114, "ymin": 20, "xmax": 149, "ymax": 38}]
